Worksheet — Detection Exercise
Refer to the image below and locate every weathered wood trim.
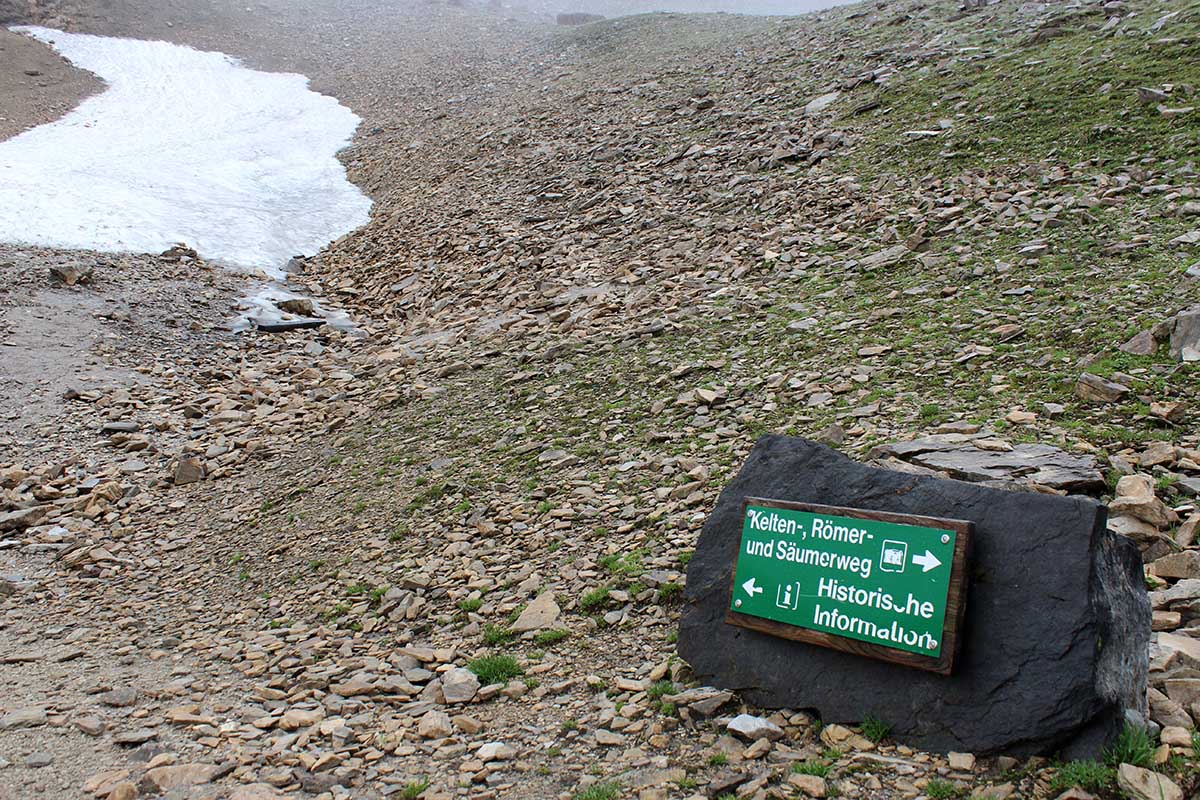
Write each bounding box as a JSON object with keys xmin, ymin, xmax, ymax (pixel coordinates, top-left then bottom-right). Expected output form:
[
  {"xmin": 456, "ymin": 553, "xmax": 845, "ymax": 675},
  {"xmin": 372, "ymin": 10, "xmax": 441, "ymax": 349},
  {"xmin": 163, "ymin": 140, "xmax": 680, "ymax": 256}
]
[{"xmin": 725, "ymin": 497, "xmax": 973, "ymax": 676}]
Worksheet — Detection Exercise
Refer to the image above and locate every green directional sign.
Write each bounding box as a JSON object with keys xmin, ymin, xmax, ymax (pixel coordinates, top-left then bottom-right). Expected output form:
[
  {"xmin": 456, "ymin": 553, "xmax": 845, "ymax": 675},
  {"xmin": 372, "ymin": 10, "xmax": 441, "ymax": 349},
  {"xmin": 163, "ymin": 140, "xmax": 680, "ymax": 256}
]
[{"xmin": 726, "ymin": 498, "xmax": 971, "ymax": 674}]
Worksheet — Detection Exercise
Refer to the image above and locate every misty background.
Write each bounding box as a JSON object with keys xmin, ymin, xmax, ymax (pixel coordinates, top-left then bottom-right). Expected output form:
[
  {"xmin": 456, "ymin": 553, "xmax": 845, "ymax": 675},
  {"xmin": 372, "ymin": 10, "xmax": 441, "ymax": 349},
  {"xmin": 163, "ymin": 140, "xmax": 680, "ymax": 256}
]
[{"xmin": 530, "ymin": 0, "xmax": 860, "ymax": 18}]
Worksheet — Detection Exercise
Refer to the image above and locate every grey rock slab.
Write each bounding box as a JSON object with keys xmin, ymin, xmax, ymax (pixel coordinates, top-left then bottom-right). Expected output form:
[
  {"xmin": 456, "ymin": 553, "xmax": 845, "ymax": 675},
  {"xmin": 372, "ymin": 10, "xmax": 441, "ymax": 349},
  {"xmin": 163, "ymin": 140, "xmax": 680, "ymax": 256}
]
[
  {"xmin": 1119, "ymin": 329, "xmax": 1159, "ymax": 356},
  {"xmin": 99, "ymin": 687, "xmax": 138, "ymax": 707},
  {"xmin": 511, "ymin": 591, "xmax": 560, "ymax": 633},
  {"xmin": 679, "ymin": 436, "xmax": 1149, "ymax": 756},
  {"xmin": 1116, "ymin": 763, "xmax": 1182, "ymax": 800},
  {"xmin": 870, "ymin": 435, "xmax": 1103, "ymax": 491},
  {"xmin": 0, "ymin": 707, "xmax": 47, "ymax": 730},
  {"xmin": 0, "ymin": 506, "xmax": 46, "ymax": 531},
  {"xmin": 113, "ymin": 727, "xmax": 157, "ymax": 745},
  {"xmin": 804, "ymin": 91, "xmax": 841, "ymax": 116},
  {"xmin": 440, "ymin": 667, "xmax": 480, "ymax": 704},
  {"xmin": 1168, "ymin": 305, "xmax": 1200, "ymax": 362},
  {"xmin": 417, "ymin": 709, "xmax": 452, "ymax": 739},
  {"xmin": 1076, "ymin": 373, "xmax": 1130, "ymax": 403},
  {"xmin": 727, "ymin": 713, "xmax": 783, "ymax": 741},
  {"xmin": 1150, "ymin": 580, "xmax": 1200, "ymax": 608},
  {"xmin": 476, "ymin": 741, "xmax": 515, "ymax": 761}
]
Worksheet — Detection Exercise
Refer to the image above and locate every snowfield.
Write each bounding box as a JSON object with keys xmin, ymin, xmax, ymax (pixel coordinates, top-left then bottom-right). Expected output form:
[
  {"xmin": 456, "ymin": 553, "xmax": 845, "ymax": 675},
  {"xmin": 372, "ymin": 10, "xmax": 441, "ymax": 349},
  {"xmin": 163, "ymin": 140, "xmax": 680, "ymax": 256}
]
[{"xmin": 0, "ymin": 27, "xmax": 372, "ymax": 275}]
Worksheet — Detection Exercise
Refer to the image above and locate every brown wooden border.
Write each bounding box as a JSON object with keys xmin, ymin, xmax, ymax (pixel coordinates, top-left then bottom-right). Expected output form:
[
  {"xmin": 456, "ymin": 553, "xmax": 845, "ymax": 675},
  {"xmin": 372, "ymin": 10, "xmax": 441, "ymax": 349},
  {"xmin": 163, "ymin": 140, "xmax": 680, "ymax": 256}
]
[{"xmin": 725, "ymin": 497, "xmax": 972, "ymax": 676}]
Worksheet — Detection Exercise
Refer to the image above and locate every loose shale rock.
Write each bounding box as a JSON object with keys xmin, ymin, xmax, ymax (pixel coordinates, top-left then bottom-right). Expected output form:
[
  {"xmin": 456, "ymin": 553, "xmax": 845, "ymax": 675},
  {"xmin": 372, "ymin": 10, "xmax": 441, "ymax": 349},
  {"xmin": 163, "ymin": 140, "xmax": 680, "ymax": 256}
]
[
  {"xmin": 871, "ymin": 434, "xmax": 1104, "ymax": 491},
  {"xmin": 680, "ymin": 436, "xmax": 1149, "ymax": 756}
]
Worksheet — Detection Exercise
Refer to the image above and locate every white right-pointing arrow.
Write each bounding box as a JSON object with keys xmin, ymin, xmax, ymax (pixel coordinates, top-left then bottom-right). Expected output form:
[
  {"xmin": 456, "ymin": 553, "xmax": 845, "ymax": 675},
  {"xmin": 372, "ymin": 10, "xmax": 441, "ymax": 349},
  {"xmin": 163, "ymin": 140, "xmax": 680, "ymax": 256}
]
[
  {"xmin": 742, "ymin": 577, "xmax": 763, "ymax": 597},
  {"xmin": 912, "ymin": 550, "xmax": 942, "ymax": 573}
]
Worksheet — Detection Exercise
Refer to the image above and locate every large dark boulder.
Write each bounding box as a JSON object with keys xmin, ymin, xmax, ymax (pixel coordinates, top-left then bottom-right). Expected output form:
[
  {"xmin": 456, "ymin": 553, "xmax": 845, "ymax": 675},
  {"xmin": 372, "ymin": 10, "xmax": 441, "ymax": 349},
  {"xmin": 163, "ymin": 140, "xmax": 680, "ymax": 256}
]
[{"xmin": 679, "ymin": 435, "xmax": 1149, "ymax": 756}]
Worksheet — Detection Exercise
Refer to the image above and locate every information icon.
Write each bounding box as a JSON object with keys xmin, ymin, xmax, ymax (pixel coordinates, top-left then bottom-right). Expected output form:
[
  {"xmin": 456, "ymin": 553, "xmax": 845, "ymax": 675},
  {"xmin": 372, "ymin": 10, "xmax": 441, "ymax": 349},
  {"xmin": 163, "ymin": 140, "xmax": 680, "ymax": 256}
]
[
  {"xmin": 880, "ymin": 540, "xmax": 908, "ymax": 573},
  {"xmin": 776, "ymin": 582, "xmax": 800, "ymax": 611}
]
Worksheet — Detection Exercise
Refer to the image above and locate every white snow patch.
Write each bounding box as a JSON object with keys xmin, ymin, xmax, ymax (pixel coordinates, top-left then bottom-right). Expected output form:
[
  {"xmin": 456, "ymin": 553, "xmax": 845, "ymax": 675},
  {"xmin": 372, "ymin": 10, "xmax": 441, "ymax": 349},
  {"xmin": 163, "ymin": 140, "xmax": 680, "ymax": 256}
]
[{"xmin": 0, "ymin": 27, "xmax": 372, "ymax": 276}]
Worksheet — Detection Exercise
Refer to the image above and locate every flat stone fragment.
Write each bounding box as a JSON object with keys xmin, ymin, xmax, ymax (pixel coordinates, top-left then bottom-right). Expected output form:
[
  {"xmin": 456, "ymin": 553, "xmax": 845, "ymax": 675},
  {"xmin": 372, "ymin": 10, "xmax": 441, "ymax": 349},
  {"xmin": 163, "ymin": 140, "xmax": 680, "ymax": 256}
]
[
  {"xmin": 510, "ymin": 591, "xmax": 560, "ymax": 632},
  {"xmin": 1167, "ymin": 305, "xmax": 1200, "ymax": 361},
  {"xmin": 1150, "ymin": 551, "xmax": 1200, "ymax": 580},
  {"xmin": 441, "ymin": 667, "xmax": 480, "ymax": 703},
  {"xmin": 680, "ymin": 436, "xmax": 1149, "ymax": 756},
  {"xmin": 595, "ymin": 728, "xmax": 625, "ymax": 745},
  {"xmin": 476, "ymin": 741, "xmax": 515, "ymax": 761},
  {"xmin": 0, "ymin": 506, "xmax": 46, "ymax": 531},
  {"xmin": 1076, "ymin": 373, "xmax": 1130, "ymax": 403},
  {"xmin": 0, "ymin": 707, "xmax": 47, "ymax": 729},
  {"xmin": 113, "ymin": 728, "xmax": 157, "ymax": 745},
  {"xmin": 789, "ymin": 773, "xmax": 827, "ymax": 797},
  {"xmin": 141, "ymin": 763, "xmax": 219, "ymax": 792},
  {"xmin": 727, "ymin": 713, "xmax": 783, "ymax": 742},
  {"xmin": 804, "ymin": 91, "xmax": 840, "ymax": 116},
  {"xmin": 870, "ymin": 434, "xmax": 1104, "ymax": 491},
  {"xmin": 1116, "ymin": 763, "xmax": 1182, "ymax": 800}
]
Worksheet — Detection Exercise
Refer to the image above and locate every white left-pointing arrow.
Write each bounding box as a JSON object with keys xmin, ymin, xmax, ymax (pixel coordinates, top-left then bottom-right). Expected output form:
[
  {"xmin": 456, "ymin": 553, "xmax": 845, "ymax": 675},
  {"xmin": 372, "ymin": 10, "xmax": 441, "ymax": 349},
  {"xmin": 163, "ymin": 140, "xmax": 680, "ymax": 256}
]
[
  {"xmin": 742, "ymin": 577, "xmax": 763, "ymax": 597},
  {"xmin": 912, "ymin": 550, "xmax": 942, "ymax": 573}
]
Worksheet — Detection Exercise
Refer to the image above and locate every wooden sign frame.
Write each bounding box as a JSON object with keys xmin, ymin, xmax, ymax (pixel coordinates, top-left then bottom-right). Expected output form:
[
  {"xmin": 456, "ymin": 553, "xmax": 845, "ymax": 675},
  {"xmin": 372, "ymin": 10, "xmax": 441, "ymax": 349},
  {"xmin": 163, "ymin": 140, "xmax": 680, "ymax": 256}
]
[{"xmin": 725, "ymin": 498, "xmax": 973, "ymax": 675}]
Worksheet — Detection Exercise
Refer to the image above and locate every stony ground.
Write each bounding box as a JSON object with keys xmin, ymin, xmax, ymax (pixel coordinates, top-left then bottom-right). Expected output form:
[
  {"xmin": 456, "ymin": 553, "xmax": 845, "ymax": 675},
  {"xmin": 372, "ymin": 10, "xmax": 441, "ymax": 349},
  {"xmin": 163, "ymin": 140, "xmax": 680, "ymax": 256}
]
[
  {"xmin": 0, "ymin": 26, "xmax": 99, "ymax": 140},
  {"xmin": 2, "ymin": 0, "xmax": 1200, "ymax": 799}
]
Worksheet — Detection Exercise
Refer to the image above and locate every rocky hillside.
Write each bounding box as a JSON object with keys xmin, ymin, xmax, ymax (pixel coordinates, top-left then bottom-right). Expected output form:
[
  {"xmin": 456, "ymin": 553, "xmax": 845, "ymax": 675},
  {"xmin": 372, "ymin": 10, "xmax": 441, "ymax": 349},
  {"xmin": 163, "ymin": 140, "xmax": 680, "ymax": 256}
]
[
  {"xmin": 2, "ymin": 1, "xmax": 1200, "ymax": 799},
  {"xmin": 319, "ymin": 0, "xmax": 1199, "ymax": 454}
]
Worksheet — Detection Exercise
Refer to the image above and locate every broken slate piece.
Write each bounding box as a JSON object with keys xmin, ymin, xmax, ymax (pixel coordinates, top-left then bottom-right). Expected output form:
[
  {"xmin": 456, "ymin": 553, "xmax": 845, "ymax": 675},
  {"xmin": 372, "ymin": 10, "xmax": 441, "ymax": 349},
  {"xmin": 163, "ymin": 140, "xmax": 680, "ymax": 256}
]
[{"xmin": 869, "ymin": 434, "xmax": 1103, "ymax": 492}]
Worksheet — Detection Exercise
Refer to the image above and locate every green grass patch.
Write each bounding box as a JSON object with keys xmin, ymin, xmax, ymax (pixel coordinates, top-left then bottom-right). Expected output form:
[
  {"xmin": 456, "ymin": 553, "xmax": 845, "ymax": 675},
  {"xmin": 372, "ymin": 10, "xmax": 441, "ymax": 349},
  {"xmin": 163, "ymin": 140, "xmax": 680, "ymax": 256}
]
[
  {"xmin": 573, "ymin": 782, "xmax": 621, "ymax": 800},
  {"xmin": 399, "ymin": 779, "xmax": 430, "ymax": 800},
  {"xmin": 482, "ymin": 623, "xmax": 515, "ymax": 645},
  {"xmin": 580, "ymin": 586, "xmax": 612, "ymax": 611},
  {"xmin": 658, "ymin": 582, "xmax": 683, "ymax": 602},
  {"xmin": 534, "ymin": 629, "xmax": 570, "ymax": 646},
  {"xmin": 925, "ymin": 778, "xmax": 961, "ymax": 799},
  {"xmin": 1104, "ymin": 723, "xmax": 1157, "ymax": 769},
  {"xmin": 860, "ymin": 714, "xmax": 891, "ymax": 743},
  {"xmin": 1047, "ymin": 760, "xmax": 1116, "ymax": 794},
  {"xmin": 599, "ymin": 549, "xmax": 646, "ymax": 578},
  {"xmin": 467, "ymin": 654, "xmax": 523, "ymax": 685},
  {"xmin": 792, "ymin": 760, "xmax": 833, "ymax": 777}
]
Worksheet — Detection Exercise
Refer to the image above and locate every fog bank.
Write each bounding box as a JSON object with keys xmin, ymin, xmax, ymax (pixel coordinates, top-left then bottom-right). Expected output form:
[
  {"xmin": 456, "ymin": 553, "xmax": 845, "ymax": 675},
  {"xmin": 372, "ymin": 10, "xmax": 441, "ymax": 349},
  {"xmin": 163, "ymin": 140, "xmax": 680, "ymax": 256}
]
[{"xmin": 536, "ymin": 0, "xmax": 859, "ymax": 18}]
